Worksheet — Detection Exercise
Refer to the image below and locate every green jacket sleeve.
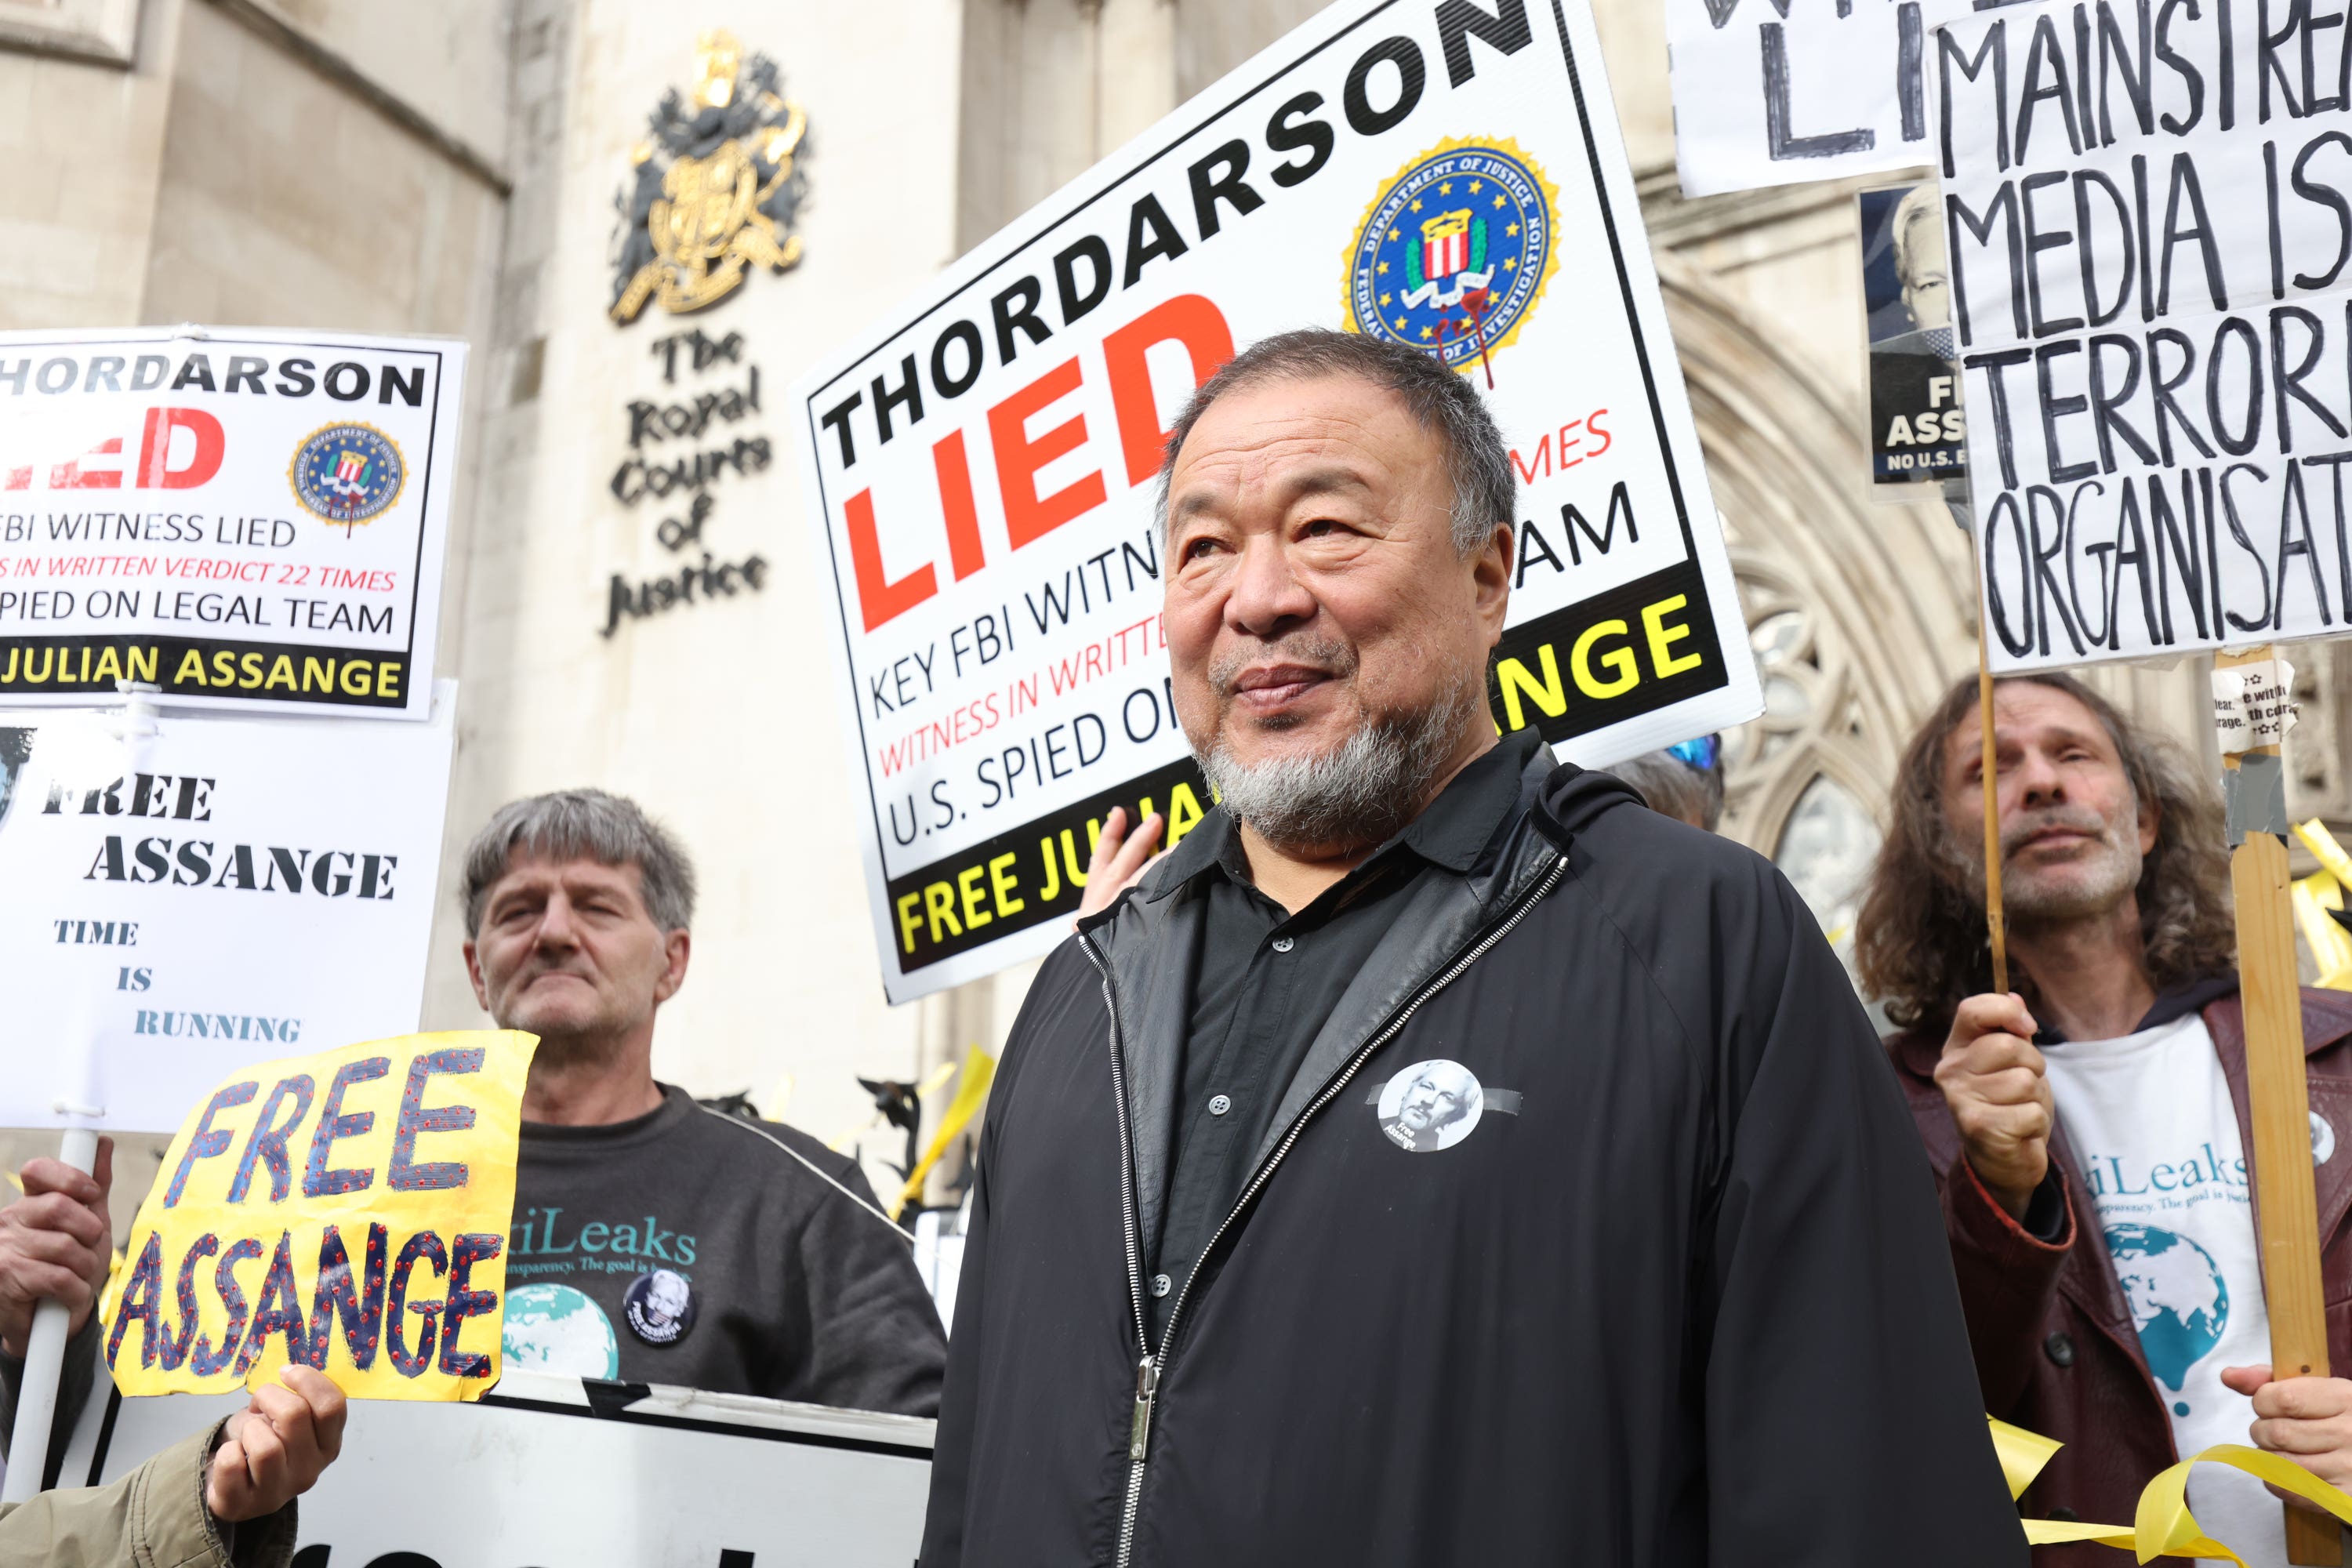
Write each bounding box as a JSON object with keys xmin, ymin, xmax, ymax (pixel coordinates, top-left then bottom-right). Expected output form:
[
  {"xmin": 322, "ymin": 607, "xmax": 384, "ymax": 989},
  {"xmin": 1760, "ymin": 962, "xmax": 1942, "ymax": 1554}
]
[{"xmin": 0, "ymin": 1417, "xmax": 298, "ymax": 1568}]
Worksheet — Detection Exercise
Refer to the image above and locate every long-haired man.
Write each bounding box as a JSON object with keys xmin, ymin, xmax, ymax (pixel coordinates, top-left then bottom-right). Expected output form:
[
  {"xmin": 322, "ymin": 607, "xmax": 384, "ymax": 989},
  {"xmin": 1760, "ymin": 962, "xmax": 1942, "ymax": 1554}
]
[{"xmin": 1863, "ymin": 672, "xmax": 2352, "ymax": 1566}]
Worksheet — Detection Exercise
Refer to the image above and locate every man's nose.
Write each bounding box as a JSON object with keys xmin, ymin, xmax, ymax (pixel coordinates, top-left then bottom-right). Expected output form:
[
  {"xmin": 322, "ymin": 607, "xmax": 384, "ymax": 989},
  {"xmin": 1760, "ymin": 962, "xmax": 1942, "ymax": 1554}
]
[
  {"xmin": 532, "ymin": 892, "xmax": 585, "ymax": 949},
  {"xmin": 2011, "ymin": 746, "xmax": 2066, "ymax": 809},
  {"xmin": 1225, "ymin": 534, "xmax": 1318, "ymax": 638}
]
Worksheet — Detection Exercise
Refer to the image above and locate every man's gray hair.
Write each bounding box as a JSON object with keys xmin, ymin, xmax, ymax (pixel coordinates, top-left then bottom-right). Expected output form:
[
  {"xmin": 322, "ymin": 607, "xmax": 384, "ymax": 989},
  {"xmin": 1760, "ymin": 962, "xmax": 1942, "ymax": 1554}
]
[
  {"xmin": 1602, "ymin": 748, "xmax": 1724, "ymax": 832},
  {"xmin": 1153, "ymin": 328, "xmax": 1515, "ymax": 557},
  {"xmin": 461, "ymin": 789, "xmax": 697, "ymax": 937}
]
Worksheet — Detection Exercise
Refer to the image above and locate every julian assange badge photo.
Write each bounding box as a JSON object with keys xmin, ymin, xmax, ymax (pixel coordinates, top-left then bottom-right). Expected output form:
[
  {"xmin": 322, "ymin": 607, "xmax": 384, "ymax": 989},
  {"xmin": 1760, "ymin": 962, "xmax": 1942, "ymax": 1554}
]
[
  {"xmin": 1374, "ymin": 1060, "xmax": 1485, "ymax": 1153},
  {"xmin": 1858, "ymin": 183, "xmax": 1965, "ymax": 489},
  {"xmin": 624, "ymin": 1267, "xmax": 698, "ymax": 1345}
]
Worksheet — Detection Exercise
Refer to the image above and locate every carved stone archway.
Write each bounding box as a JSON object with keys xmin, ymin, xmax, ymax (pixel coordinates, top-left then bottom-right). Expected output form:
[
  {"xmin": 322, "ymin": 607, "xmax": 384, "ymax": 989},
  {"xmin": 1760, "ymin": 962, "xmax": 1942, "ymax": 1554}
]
[{"xmin": 1654, "ymin": 253, "xmax": 1978, "ymax": 938}]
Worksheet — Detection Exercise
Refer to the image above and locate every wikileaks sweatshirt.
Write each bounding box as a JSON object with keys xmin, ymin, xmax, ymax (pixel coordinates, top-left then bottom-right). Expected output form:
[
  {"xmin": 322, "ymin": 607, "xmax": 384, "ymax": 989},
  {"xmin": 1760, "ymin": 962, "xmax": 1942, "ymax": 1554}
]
[{"xmin": 503, "ymin": 1084, "xmax": 944, "ymax": 1414}]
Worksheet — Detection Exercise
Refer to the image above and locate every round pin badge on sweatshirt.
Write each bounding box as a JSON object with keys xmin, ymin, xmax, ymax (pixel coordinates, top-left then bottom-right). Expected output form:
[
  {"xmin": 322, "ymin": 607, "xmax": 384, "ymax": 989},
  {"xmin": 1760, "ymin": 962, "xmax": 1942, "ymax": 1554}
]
[{"xmin": 623, "ymin": 1267, "xmax": 697, "ymax": 1345}]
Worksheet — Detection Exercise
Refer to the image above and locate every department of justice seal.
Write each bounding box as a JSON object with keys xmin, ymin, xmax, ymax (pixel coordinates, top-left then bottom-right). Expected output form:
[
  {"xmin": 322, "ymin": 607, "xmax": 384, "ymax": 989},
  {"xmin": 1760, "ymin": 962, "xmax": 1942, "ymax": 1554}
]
[
  {"xmin": 289, "ymin": 423, "xmax": 405, "ymax": 528},
  {"xmin": 1345, "ymin": 136, "xmax": 1559, "ymax": 370}
]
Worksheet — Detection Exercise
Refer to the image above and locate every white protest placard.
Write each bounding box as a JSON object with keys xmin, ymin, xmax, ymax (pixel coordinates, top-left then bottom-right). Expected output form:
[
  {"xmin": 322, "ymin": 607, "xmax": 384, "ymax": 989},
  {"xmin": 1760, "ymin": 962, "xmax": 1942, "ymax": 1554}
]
[
  {"xmin": 0, "ymin": 684, "xmax": 456, "ymax": 1131},
  {"xmin": 793, "ymin": 0, "xmax": 1762, "ymax": 1003},
  {"xmin": 0, "ymin": 328, "xmax": 463, "ymax": 719},
  {"xmin": 57, "ymin": 1371, "xmax": 931, "ymax": 1566},
  {"xmin": 1937, "ymin": 0, "xmax": 2352, "ymax": 670},
  {"xmin": 1667, "ymin": 0, "xmax": 2029, "ymax": 198}
]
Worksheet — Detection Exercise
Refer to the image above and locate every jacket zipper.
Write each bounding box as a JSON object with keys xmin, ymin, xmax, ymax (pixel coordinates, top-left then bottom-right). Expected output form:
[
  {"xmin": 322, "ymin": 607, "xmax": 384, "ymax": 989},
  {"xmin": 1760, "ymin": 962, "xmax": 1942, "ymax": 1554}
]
[{"xmin": 1080, "ymin": 851, "xmax": 1567, "ymax": 1568}]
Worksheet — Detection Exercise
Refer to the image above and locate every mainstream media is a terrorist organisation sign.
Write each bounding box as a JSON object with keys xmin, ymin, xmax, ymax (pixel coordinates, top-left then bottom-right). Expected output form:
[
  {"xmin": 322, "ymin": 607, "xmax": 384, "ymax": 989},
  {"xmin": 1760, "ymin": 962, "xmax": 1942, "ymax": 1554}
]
[
  {"xmin": 1936, "ymin": 0, "xmax": 2352, "ymax": 671},
  {"xmin": 794, "ymin": 0, "xmax": 1762, "ymax": 1001},
  {"xmin": 0, "ymin": 328, "xmax": 462, "ymax": 718}
]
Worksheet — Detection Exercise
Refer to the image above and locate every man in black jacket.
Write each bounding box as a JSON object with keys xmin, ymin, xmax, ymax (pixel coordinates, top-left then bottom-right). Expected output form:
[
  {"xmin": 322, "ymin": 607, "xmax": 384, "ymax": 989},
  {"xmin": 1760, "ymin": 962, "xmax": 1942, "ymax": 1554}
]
[{"xmin": 919, "ymin": 328, "xmax": 2022, "ymax": 1566}]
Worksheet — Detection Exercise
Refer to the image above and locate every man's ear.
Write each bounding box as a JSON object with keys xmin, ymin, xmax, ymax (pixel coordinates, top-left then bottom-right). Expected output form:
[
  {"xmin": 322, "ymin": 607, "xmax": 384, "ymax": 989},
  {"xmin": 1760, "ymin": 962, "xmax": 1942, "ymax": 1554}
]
[
  {"xmin": 653, "ymin": 929, "xmax": 692, "ymax": 1005},
  {"xmin": 2137, "ymin": 791, "xmax": 2161, "ymax": 855},
  {"xmin": 1475, "ymin": 521, "xmax": 1512, "ymax": 639}
]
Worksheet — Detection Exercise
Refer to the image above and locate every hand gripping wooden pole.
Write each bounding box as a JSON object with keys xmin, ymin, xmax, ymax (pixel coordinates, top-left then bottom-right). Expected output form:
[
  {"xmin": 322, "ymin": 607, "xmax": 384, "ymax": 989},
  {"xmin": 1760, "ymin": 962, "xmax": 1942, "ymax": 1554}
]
[{"xmin": 2216, "ymin": 645, "xmax": 2340, "ymax": 1566}]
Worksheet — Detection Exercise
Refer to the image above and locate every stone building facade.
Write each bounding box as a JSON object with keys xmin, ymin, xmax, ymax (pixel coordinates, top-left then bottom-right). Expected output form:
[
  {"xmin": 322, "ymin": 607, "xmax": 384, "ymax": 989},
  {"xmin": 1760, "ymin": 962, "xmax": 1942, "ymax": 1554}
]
[{"xmin": 5, "ymin": 0, "xmax": 2345, "ymax": 1208}]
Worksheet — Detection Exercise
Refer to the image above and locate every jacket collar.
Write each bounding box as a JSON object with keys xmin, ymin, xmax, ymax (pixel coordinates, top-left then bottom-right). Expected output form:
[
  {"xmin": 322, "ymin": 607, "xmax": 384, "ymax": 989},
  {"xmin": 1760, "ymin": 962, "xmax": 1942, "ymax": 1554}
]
[{"xmin": 1077, "ymin": 741, "xmax": 1569, "ymax": 1269}]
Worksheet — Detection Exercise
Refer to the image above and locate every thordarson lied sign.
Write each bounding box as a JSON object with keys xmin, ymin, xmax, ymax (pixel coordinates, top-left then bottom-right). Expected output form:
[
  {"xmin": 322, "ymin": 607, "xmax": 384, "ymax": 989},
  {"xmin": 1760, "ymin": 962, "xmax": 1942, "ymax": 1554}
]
[{"xmin": 792, "ymin": 0, "xmax": 1761, "ymax": 1002}]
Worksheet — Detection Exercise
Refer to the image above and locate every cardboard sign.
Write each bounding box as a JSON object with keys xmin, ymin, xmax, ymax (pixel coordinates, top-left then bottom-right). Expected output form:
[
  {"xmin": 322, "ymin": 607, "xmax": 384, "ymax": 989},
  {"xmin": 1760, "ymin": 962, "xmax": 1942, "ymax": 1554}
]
[
  {"xmin": 793, "ymin": 0, "xmax": 1762, "ymax": 1001},
  {"xmin": 0, "ymin": 328, "xmax": 463, "ymax": 718},
  {"xmin": 98, "ymin": 1031, "xmax": 536, "ymax": 1400},
  {"xmin": 61, "ymin": 1370, "xmax": 931, "ymax": 1566},
  {"xmin": 1666, "ymin": 0, "xmax": 2028, "ymax": 198},
  {"xmin": 0, "ymin": 686, "xmax": 457, "ymax": 1131},
  {"xmin": 1938, "ymin": 0, "xmax": 2352, "ymax": 669}
]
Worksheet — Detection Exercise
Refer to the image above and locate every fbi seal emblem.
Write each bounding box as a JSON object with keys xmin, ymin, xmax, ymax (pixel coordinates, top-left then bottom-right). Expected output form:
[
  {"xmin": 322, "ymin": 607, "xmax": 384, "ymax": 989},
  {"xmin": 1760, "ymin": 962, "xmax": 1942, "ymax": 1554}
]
[
  {"xmin": 1346, "ymin": 137, "xmax": 1559, "ymax": 372},
  {"xmin": 289, "ymin": 423, "xmax": 405, "ymax": 529}
]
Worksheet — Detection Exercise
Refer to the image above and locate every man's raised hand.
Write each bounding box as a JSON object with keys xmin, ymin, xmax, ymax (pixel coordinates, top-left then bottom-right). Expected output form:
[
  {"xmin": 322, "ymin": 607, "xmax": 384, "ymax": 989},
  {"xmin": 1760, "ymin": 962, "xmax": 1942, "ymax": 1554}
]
[
  {"xmin": 0, "ymin": 1135, "xmax": 113, "ymax": 1356},
  {"xmin": 1075, "ymin": 805, "xmax": 1166, "ymax": 924},
  {"xmin": 1933, "ymin": 993, "xmax": 2053, "ymax": 1221},
  {"xmin": 205, "ymin": 1364, "xmax": 348, "ymax": 1523}
]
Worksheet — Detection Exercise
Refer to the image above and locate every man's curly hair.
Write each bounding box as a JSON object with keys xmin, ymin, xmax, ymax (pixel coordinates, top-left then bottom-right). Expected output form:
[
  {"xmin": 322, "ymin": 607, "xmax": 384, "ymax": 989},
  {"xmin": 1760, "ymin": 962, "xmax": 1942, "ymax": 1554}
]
[{"xmin": 1856, "ymin": 672, "xmax": 2236, "ymax": 1030}]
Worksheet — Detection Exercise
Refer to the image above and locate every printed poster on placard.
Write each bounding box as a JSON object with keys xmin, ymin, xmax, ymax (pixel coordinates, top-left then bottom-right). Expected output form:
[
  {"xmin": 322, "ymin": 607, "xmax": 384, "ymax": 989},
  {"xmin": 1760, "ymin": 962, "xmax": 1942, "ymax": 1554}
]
[
  {"xmin": 1666, "ymin": 0, "xmax": 2029, "ymax": 198},
  {"xmin": 0, "ymin": 328, "xmax": 463, "ymax": 718},
  {"xmin": 0, "ymin": 684, "xmax": 457, "ymax": 1131},
  {"xmin": 1936, "ymin": 0, "xmax": 2352, "ymax": 671},
  {"xmin": 793, "ymin": 0, "xmax": 1762, "ymax": 1002},
  {"xmin": 1860, "ymin": 182, "xmax": 1968, "ymax": 486}
]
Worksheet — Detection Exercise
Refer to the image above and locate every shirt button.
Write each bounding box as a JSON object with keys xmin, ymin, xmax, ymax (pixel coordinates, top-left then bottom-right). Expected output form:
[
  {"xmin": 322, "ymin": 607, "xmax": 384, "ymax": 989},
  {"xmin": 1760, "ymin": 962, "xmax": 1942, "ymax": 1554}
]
[
  {"xmin": 2044, "ymin": 1330, "xmax": 2075, "ymax": 1367},
  {"xmin": 1208, "ymin": 1094, "xmax": 1232, "ymax": 1116},
  {"xmin": 1271, "ymin": 935, "xmax": 1294, "ymax": 953},
  {"xmin": 1149, "ymin": 1273, "xmax": 1173, "ymax": 1298}
]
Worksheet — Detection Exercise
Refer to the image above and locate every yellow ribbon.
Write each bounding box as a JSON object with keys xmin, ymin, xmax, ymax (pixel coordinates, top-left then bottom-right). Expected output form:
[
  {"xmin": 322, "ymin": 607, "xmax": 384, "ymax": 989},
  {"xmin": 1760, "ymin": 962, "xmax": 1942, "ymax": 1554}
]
[
  {"xmin": 1991, "ymin": 1417, "xmax": 2352, "ymax": 1563},
  {"xmin": 891, "ymin": 1049, "xmax": 997, "ymax": 1221},
  {"xmin": 2295, "ymin": 820, "xmax": 2352, "ymax": 990}
]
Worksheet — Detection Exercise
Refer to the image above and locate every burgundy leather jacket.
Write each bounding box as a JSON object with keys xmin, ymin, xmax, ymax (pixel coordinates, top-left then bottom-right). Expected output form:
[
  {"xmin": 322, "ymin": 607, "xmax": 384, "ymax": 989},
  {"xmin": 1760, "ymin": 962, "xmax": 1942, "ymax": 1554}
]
[{"xmin": 1890, "ymin": 987, "xmax": 2352, "ymax": 1563}]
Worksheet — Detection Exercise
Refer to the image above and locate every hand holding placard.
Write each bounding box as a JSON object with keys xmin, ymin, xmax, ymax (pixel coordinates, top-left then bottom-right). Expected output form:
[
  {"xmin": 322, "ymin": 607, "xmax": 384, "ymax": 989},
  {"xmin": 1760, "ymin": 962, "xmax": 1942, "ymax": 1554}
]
[{"xmin": 99, "ymin": 1031, "xmax": 537, "ymax": 1401}]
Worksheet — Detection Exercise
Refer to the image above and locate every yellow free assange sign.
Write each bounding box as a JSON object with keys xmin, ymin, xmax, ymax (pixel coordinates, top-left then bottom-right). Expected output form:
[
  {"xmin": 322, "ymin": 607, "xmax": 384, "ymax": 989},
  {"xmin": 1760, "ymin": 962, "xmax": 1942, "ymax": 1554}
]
[{"xmin": 100, "ymin": 1030, "xmax": 538, "ymax": 1400}]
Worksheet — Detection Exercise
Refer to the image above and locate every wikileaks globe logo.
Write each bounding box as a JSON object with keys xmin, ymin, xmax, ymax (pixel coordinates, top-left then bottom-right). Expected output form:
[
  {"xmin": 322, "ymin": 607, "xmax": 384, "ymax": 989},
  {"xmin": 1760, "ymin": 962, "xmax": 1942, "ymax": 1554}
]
[
  {"xmin": 2107, "ymin": 1223, "xmax": 2227, "ymax": 1415},
  {"xmin": 501, "ymin": 1283, "xmax": 620, "ymax": 1378}
]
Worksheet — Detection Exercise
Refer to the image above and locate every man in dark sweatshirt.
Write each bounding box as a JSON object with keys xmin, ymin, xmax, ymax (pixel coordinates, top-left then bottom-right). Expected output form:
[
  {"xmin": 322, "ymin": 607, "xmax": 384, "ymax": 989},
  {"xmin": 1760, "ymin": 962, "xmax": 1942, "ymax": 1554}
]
[
  {"xmin": 919, "ymin": 328, "xmax": 2023, "ymax": 1567},
  {"xmin": 4, "ymin": 789, "xmax": 943, "ymax": 1483}
]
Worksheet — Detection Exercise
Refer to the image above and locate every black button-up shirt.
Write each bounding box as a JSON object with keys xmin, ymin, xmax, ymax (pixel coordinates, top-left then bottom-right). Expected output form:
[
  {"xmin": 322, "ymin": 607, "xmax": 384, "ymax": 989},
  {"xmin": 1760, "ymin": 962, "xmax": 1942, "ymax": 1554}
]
[{"xmin": 1144, "ymin": 729, "xmax": 1541, "ymax": 1337}]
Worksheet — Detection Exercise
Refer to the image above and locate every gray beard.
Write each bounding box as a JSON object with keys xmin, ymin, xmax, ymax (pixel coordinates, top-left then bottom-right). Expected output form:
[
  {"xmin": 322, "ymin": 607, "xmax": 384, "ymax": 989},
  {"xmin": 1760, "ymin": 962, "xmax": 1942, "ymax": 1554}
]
[
  {"xmin": 1942, "ymin": 803, "xmax": 2145, "ymax": 924},
  {"xmin": 1196, "ymin": 680, "xmax": 1482, "ymax": 856}
]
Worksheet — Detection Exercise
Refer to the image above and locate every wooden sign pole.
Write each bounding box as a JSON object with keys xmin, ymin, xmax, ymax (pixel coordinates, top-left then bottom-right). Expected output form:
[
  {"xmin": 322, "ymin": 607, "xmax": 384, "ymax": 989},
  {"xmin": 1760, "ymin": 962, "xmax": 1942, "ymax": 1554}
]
[
  {"xmin": 1976, "ymin": 622, "xmax": 2009, "ymax": 994},
  {"xmin": 2216, "ymin": 645, "xmax": 2340, "ymax": 1566}
]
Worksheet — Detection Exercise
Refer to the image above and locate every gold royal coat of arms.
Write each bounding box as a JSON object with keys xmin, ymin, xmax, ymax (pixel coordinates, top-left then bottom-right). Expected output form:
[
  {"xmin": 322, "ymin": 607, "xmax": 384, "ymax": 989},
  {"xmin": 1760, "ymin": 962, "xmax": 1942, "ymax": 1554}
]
[{"xmin": 609, "ymin": 31, "xmax": 808, "ymax": 323}]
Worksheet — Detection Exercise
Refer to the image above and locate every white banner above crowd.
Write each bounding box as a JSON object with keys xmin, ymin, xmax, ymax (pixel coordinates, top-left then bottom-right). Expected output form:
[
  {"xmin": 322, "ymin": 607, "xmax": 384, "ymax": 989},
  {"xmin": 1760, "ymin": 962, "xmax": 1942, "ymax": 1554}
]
[
  {"xmin": 794, "ymin": 0, "xmax": 1762, "ymax": 1002},
  {"xmin": 0, "ymin": 328, "xmax": 463, "ymax": 719},
  {"xmin": 1940, "ymin": 0, "xmax": 2352, "ymax": 670},
  {"xmin": 1668, "ymin": 0, "xmax": 2029, "ymax": 198},
  {"xmin": 0, "ymin": 685, "xmax": 456, "ymax": 1131}
]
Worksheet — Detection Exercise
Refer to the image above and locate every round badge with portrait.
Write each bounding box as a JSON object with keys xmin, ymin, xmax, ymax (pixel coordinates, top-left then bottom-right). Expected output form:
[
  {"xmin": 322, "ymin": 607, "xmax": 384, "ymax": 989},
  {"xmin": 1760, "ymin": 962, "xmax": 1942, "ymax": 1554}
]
[
  {"xmin": 622, "ymin": 1267, "xmax": 698, "ymax": 1346},
  {"xmin": 1374, "ymin": 1059, "xmax": 1485, "ymax": 1153}
]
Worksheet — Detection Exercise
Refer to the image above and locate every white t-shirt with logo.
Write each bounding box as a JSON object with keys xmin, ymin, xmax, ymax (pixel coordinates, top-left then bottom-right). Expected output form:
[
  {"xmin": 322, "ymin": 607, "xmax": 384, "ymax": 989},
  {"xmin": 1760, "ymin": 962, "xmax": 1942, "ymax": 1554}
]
[{"xmin": 2042, "ymin": 1013, "xmax": 2288, "ymax": 1566}]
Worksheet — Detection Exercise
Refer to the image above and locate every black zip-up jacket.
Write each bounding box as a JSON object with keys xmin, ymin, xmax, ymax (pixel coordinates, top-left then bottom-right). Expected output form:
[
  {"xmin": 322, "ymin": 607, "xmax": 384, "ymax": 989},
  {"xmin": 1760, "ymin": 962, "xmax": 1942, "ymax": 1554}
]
[{"xmin": 921, "ymin": 751, "xmax": 2023, "ymax": 1567}]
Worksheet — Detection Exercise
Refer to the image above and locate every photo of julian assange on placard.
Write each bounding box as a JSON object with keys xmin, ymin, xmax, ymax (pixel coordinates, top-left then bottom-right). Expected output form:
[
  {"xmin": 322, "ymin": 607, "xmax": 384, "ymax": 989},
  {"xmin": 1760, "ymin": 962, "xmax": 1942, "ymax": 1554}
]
[{"xmin": 1859, "ymin": 183, "xmax": 1965, "ymax": 488}]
